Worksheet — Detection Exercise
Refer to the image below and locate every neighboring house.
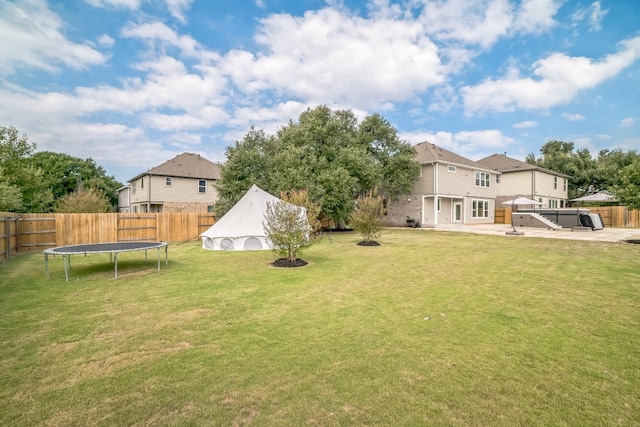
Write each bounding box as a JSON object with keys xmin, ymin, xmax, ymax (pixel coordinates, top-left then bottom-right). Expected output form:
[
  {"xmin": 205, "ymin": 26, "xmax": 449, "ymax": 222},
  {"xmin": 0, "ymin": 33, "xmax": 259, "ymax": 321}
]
[
  {"xmin": 386, "ymin": 142, "xmax": 500, "ymax": 227},
  {"xmin": 476, "ymin": 154, "xmax": 569, "ymax": 208},
  {"xmin": 117, "ymin": 185, "xmax": 131, "ymax": 213},
  {"xmin": 122, "ymin": 153, "xmax": 222, "ymax": 213}
]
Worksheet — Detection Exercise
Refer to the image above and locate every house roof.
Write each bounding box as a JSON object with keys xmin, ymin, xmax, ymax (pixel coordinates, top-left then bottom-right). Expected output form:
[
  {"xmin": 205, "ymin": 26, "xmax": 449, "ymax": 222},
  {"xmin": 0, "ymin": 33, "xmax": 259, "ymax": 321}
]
[
  {"xmin": 129, "ymin": 153, "xmax": 221, "ymax": 182},
  {"xmin": 476, "ymin": 153, "xmax": 570, "ymax": 178},
  {"xmin": 413, "ymin": 142, "xmax": 495, "ymax": 172}
]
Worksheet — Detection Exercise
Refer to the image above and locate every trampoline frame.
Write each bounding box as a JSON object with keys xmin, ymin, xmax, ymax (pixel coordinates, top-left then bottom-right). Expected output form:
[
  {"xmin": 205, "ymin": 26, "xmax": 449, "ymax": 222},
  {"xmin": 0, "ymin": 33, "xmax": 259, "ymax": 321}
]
[{"xmin": 44, "ymin": 242, "xmax": 168, "ymax": 282}]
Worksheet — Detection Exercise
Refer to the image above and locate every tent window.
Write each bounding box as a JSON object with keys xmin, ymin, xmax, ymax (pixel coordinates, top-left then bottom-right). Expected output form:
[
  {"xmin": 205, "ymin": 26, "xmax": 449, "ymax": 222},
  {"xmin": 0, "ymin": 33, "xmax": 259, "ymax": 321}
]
[
  {"xmin": 244, "ymin": 237, "xmax": 262, "ymax": 250},
  {"xmin": 220, "ymin": 238, "xmax": 234, "ymax": 251},
  {"xmin": 203, "ymin": 237, "xmax": 214, "ymax": 250}
]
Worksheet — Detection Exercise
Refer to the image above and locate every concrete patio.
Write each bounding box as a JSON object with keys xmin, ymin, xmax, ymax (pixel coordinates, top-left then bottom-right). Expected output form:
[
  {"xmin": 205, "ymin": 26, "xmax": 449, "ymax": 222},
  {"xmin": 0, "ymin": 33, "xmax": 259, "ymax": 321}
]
[{"xmin": 419, "ymin": 223, "xmax": 640, "ymax": 243}]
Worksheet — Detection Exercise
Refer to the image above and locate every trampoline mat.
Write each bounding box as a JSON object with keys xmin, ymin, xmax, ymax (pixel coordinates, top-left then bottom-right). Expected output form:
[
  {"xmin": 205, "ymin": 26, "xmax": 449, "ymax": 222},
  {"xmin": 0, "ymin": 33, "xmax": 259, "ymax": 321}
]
[{"xmin": 45, "ymin": 241, "xmax": 166, "ymax": 254}]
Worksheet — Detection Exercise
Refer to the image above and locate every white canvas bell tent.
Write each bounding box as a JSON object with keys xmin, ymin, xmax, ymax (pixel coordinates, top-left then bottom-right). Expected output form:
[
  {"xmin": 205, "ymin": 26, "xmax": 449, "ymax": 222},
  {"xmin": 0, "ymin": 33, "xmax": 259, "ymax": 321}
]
[{"xmin": 200, "ymin": 184, "xmax": 308, "ymax": 251}]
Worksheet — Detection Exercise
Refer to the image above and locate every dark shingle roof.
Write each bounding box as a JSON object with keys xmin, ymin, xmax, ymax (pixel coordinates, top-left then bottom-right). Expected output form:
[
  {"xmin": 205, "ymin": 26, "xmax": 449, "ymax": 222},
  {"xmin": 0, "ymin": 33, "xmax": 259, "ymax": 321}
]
[
  {"xmin": 129, "ymin": 153, "xmax": 221, "ymax": 182},
  {"xmin": 414, "ymin": 141, "xmax": 492, "ymax": 170},
  {"xmin": 476, "ymin": 153, "xmax": 570, "ymax": 178}
]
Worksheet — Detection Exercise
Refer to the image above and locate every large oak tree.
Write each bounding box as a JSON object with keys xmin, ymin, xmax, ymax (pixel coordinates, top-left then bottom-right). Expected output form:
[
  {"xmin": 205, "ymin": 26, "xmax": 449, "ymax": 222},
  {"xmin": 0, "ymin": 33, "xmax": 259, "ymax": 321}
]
[{"xmin": 214, "ymin": 106, "xmax": 420, "ymax": 224}]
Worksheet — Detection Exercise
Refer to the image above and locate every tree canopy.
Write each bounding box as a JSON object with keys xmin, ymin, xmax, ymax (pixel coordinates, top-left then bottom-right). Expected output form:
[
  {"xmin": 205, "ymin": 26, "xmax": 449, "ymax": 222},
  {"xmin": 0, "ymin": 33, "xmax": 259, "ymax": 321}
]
[
  {"xmin": 0, "ymin": 126, "xmax": 53, "ymax": 212},
  {"xmin": 0, "ymin": 125, "xmax": 122, "ymax": 212},
  {"xmin": 214, "ymin": 106, "xmax": 420, "ymax": 223}
]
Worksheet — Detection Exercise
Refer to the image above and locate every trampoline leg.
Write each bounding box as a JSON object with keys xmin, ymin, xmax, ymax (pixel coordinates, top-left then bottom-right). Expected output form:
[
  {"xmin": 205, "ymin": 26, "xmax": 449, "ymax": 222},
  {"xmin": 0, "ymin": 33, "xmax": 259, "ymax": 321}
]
[
  {"xmin": 165, "ymin": 245, "xmax": 168, "ymax": 265},
  {"xmin": 157, "ymin": 247, "xmax": 160, "ymax": 271},
  {"xmin": 115, "ymin": 253, "xmax": 118, "ymax": 279},
  {"xmin": 45, "ymin": 254, "xmax": 49, "ymax": 278},
  {"xmin": 145, "ymin": 249, "xmax": 148, "ymax": 261},
  {"xmin": 64, "ymin": 255, "xmax": 69, "ymax": 282}
]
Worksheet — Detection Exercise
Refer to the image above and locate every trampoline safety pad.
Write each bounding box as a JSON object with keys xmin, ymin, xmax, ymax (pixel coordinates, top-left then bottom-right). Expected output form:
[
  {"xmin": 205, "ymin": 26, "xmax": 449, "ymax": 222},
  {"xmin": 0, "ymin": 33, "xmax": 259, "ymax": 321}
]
[{"xmin": 43, "ymin": 242, "xmax": 169, "ymax": 282}]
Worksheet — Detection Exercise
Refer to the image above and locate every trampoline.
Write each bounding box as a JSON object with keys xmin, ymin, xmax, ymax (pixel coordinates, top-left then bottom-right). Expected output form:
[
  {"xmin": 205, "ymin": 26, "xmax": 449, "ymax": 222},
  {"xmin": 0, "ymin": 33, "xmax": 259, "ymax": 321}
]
[{"xmin": 44, "ymin": 242, "xmax": 168, "ymax": 282}]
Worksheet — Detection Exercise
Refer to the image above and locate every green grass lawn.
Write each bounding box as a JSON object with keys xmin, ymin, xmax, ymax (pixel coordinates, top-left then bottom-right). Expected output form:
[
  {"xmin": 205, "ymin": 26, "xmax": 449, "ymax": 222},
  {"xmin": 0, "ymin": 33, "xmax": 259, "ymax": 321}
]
[{"xmin": 1, "ymin": 229, "xmax": 639, "ymax": 426}]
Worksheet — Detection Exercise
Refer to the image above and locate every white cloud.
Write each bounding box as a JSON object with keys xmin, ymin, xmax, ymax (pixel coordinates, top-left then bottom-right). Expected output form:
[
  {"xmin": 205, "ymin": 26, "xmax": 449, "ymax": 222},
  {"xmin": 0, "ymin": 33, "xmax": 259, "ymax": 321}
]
[
  {"xmin": 400, "ymin": 129, "xmax": 514, "ymax": 156},
  {"xmin": 416, "ymin": 0, "xmax": 514, "ymax": 49},
  {"xmin": 427, "ymin": 85, "xmax": 459, "ymax": 112},
  {"xmin": 620, "ymin": 117, "xmax": 634, "ymax": 127},
  {"xmin": 0, "ymin": 0, "xmax": 106, "ymax": 74},
  {"xmin": 512, "ymin": 0, "xmax": 561, "ymax": 34},
  {"xmin": 221, "ymin": 8, "xmax": 445, "ymax": 109},
  {"xmin": 255, "ymin": 0, "xmax": 266, "ymax": 9},
  {"xmin": 562, "ymin": 113, "xmax": 585, "ymax": 121},
  {"xmin": 121, "ymin": 22, "xmax": 212, "ymax": 60},
  {"xmin": 513, "ymin": 120, "xmax": 538, "ymax": 128},
  {"xmin": 571, "ymin": 1, "xmax": 609, "ymax": 31},
  {"xmin": 165, "ymin": 0, "xmax": 195, "ymax": 23},
  {"xmin": 86, "ymin": 0, "xmax": 194, "ymax": 22},
  {"xmin": 97, "ymin": 34, "xmax": 115, "ymax": 48},
  {"xmin": 84, "ymin": 0, "xmax": 142, "ymax": 9},
  {"xmin": 461, "ymin": 35, "xmax": 640, "ymax": 114}
]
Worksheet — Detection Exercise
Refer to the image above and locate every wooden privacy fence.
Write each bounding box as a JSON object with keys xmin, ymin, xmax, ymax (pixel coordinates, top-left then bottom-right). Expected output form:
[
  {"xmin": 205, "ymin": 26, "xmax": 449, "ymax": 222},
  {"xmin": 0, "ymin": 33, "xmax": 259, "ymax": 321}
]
[
  {"xmin": 0, "ymin": 212, "xmax": 215, "ymax": 261},
  {"xmin": 495, "ymin": 206, "xmax": 640, "ymax": 228}
]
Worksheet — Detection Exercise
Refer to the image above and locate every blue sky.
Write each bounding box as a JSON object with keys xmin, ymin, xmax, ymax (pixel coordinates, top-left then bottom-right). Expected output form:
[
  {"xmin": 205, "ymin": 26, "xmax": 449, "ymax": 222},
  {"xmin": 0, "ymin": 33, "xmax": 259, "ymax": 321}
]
[{"xmin": 1, "ymin": 0, "xmax": 639, "ymax": 183}]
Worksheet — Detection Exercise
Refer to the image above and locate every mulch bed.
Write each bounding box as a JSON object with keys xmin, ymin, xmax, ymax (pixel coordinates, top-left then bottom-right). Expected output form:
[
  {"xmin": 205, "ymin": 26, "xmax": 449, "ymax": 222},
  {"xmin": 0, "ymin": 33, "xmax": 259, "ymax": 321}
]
[
  {"xmin": 271, "ymin": 258, "xmax": 309, "ymax": 268},
  {"xmin": 356, "ymin": 241, "xmax": 380, "ymax": 246}
]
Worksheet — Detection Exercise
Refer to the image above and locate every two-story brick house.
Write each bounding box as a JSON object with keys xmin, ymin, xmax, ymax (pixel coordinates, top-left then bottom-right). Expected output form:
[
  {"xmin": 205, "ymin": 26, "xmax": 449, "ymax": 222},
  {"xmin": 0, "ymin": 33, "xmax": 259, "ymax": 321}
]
[
  {"xmin": 386, "ymin": 142, "xmax": 500, "ymax": 227},
  {"xmin": 122, "ymin": 153, "xmax": 222, "ymax": 213}
]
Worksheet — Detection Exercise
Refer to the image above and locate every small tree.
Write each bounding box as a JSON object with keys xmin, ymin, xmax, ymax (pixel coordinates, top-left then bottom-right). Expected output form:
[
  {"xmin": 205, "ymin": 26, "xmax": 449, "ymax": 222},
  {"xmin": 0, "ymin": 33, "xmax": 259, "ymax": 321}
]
[
  {"xmin": 263, "ymin": 201, "xmax": 311, "ymax": 263},
  {"xmin": 350, "ymin": 191, "xmax": 384, "ymax": 244},
  {"xmin": 280, "ymin": 189, "xmax": 322, "ymax": 236},
  {"xmin": 0, "ymin": 175, "xmax": 23, "ymax": 212},
  {"xmin": 54, "ymin": 187, "xmax": 111, "ymax": 213}
]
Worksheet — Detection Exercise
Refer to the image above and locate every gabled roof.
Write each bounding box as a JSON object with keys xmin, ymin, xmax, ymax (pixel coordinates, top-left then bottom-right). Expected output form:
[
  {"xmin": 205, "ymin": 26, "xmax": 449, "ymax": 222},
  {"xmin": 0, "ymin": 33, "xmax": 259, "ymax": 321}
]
[
  {"xmin": 476, "ymin": 153, "xmax": 570, "ymax": 178},
  {"xmin": 129, "ymin": 153, "xmax": 221, "ymax": 182},
  {"xmin": 413, "ymin": 141, "xmax": 496, "ymax": 172}
]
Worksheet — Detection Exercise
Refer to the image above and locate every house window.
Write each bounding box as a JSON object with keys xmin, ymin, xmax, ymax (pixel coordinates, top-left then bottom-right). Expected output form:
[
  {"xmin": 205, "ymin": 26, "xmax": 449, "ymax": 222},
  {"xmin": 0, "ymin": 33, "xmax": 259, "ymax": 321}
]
[
  {"xmin": 549, "ymin": 199, "xmax": 558, "ymax": 208},
  {"xmin": 447, "ymin": 165, "xmax": 457, "ymax": 173},
  {"xmin": 132, "ymin": 182, "xmax": 137, "ymax": 195},
  {"xmin": 496, "ymin": 175, "xmax": 501, "ymax": 183},
  {"xmin": 437, "ymin": 198, "xmax": 441, "ymax": 212},
  {"xmin": 472, "ymin": 199, "xmax": 489, "ymax": 218},
  {"xmin": 563, "ymin": 179, "xmax": 567, "ymax": 191},
  {"xmin": 141, "ymin": 178, "xmax": 144, "ymax": 189},
  {"xmin": 475, "ymin": 171, "xmax": 490, "ymax": 188},
  {"xmin": 554, "ymin": 176, "xmax": 558, "ymax": 190},
  {"xmin": 166, "ymin": 177, "xmax": 172, "ymax": 186},
  {"xmin": 198, "ymin": 180, "xmax": 206, "ymax": 193}
]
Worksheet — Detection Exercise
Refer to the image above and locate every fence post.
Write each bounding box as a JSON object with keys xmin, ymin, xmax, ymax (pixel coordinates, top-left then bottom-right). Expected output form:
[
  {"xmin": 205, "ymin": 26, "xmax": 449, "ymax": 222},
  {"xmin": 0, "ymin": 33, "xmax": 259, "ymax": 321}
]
[{"xmin": 4, "ymin": 217, "xmax": 10, "ymax": 260}]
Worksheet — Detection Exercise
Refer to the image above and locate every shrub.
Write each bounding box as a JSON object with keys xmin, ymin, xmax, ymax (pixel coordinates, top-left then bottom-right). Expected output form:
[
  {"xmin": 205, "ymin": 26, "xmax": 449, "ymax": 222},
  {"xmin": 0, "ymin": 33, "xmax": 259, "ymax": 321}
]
[
  {"xmin": 54, "ymin": 187, "xmax": 111, "ymax": 213},
  {"xmin": 350, "ymin": 191, "xmax": 383, "ymax": 243}
]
